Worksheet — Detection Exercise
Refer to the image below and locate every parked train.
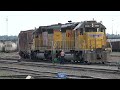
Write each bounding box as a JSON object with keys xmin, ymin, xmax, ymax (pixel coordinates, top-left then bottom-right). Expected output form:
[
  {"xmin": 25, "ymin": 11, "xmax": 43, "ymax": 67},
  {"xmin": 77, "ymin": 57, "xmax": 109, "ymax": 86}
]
[
  {"xmin": 0, "ymin": 41, "xmax": 17, "ymax": 52},
  {"xmin": 18, "ymin": 20, "xmax": 112, "ymax": 63},
  {"xmin": 18, "ymin": 30, "xmax": 33, "ymax": 58},
  {"xmin": 4, "ymin": 41, "xmax": 17, "ymax": 52},
  {"xmin": 0, "ymin": 41, "xmax": 4, "ymax": 52},
  {"xmin": 108, "ymin": 40, "xmax": 120, "ymax": 52}
]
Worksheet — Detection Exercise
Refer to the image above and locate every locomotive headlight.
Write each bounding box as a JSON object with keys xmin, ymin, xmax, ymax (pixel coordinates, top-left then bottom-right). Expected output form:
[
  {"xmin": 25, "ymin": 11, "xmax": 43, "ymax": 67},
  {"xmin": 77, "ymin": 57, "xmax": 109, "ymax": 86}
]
[
  {"xmin": 105, "ymin": 48, "xmax": 107, "ymax": 51},
  {"xmin": 91, "ymin": 49, "xmax": 93, "ymax": 51}
]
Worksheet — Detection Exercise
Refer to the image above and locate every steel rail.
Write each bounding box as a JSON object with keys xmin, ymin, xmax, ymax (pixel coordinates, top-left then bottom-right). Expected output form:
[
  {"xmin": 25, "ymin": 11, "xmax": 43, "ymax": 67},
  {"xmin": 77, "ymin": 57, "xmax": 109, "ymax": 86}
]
[
  {"xmin": 0, "ymin": 66, "xmax": 97, "ymax": 79},
  {"xmin": 0, "ymin": 60, "xmax": 120, "ymax": 75}
]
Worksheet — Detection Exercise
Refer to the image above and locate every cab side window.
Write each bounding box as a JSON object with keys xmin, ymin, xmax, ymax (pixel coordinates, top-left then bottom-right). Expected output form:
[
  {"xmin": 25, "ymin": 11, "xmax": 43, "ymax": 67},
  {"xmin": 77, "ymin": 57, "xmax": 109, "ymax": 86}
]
[{"xmin": 80, "ymin": 28, "xmax": 83, "ymax": 35}]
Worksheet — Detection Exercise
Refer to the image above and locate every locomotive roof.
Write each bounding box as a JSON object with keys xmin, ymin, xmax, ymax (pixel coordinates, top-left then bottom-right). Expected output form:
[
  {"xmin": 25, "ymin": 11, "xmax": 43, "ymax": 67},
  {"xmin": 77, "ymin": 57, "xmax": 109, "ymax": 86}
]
[
  {"xmin": 33, "ymin": 20, "xmax": 106, "ymax": 34},
  {"xmin": 33, "ymin": 22, "xmax": 79, "ymax": 33},
  {"xmin": 73, "ymin": 20, "xmax": 106, "ymax": 30}
]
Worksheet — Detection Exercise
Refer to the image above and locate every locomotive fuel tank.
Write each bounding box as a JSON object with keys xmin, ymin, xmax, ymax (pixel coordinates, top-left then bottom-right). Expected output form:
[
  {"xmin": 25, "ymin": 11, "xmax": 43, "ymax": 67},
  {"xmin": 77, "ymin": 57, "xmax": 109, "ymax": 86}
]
[
  {"xmin": 64, "ymin": 53, "xmax": 74, "ymax": 61},
  {"xmin": 36, "ymin": 52, "xmax": 45, "ymax": 59}
]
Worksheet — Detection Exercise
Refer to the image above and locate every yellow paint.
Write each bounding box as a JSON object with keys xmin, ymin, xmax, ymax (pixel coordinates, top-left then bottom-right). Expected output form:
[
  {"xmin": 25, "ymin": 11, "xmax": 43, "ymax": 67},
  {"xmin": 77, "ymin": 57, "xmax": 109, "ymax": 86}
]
[
  {"xmin": 38, "ymin": 34, "xmax": 43, "ymax": 47},
  {"xmin": 78, "ymin": 32, "xmax": 107, "ymax": 50},
  {"xmin": 33, "ymin": 29, "xmax": 110, "ymax": 51},
  {"xmin": 35, "ymin": 36, "xmax": 39, "ymax": 50},
  {"xmin": 78, "ymin": 34, "xmax": 86, "ymax": 49},
  {"xmin": 32, "ymin": 39, "xmax": 35, "ymax": 50},
  {"xmin": 32, "ymin": 34, "xmax": 43, "ymax": 50},
  {"xmin": 86, "ymin": 32, "xmax": 104, "ymax": 49},
  {"xmin": 53, "ymin": 30, "xmax": 62, "ymax": 49},
  {"xmin": 32, "ymin": 34, "xmax": 37, "ymax": 50},
  {"xmin": 66, "ymin": 30, "xmax": 75, "ymax": 48}
]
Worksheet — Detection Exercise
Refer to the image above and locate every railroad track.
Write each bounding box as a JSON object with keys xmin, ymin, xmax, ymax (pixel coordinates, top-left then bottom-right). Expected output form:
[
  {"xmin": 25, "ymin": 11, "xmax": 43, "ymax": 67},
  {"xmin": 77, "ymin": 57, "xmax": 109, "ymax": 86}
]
[
  {"xmin": 0, "ymin": 57, "xmax": 120, "ymax": 67},
  {"xmin": 0, "ymin": 66, "xmax": 99, "ymax": 79},
  {"xmin": 0, "ymin": 59, "xmax": 120, "ymax": 75}
]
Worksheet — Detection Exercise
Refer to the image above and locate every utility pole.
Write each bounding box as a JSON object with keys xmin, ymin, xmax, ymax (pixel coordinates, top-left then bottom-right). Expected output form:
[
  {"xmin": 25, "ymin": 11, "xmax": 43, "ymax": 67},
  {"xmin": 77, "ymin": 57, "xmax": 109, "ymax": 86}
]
[
  {"xmin": 6, "ymin": 16, "xmax": 8, "ymax": 40},
  {"xmin": 112, "ymin": 19, "xmax": 114, "ymax": 38}
]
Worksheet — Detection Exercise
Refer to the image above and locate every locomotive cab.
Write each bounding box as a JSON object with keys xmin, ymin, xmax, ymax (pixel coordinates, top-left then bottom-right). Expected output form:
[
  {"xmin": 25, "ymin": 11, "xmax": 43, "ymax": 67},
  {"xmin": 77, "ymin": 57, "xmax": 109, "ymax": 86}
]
[
  {"xmin": 84, "ymin": 21, "xmax": 106, "ymax": 50},
  {"xmin": 76, "ymin": 20, "xmax": 111, "ymax": 63}
]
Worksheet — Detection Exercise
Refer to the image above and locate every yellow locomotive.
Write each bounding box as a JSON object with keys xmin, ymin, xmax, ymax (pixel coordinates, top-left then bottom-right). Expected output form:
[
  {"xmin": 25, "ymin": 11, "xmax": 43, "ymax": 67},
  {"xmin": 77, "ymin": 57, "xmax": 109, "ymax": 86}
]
[{"xmin": 19, "ymin": 20, "xmax": 112, "ymax": 63}]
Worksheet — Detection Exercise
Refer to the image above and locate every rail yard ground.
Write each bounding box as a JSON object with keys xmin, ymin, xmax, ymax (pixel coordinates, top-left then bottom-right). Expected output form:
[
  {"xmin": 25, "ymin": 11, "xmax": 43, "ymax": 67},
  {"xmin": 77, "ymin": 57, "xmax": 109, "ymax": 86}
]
[
  {"xmin": 0, "ymin": 52, "xmax": 19, "ymax": 60},
  {"xmin": 0, "ymin": 52, "xmax": 120, "ymax": 79},
  {"xmin": 0, "ymin": 52, "xmax": 120, "ymax": 62}
]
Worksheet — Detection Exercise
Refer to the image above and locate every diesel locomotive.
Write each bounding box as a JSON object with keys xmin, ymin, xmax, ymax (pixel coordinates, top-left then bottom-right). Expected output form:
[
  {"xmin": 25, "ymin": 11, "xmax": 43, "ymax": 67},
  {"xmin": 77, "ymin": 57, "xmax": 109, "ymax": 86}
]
[{"xmin": 18, "ymin": 20, "xmax": 112, "ymax": 63}]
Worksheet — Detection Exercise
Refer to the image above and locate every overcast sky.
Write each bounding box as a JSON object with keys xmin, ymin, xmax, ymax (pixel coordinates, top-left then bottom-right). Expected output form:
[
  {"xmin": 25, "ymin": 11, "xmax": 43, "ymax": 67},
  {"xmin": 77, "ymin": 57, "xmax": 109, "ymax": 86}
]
[{"xmin": 0, "ymin": 11, "xmax": 120, "ymax": 36}]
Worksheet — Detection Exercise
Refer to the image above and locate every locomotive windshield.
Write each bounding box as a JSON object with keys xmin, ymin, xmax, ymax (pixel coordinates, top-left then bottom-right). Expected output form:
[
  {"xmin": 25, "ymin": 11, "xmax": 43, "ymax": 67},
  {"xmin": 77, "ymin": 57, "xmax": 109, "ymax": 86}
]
[
  {"xmin": 85, "ymin": 28, "xmax": 105, "ymax": 33},
  {"xmin": 84, "ymin": 21, "xmax": 106, "ymax": 33},
  {"xmin": 85, "ymin": 28, "xmax": 97, "ymax": 32}
]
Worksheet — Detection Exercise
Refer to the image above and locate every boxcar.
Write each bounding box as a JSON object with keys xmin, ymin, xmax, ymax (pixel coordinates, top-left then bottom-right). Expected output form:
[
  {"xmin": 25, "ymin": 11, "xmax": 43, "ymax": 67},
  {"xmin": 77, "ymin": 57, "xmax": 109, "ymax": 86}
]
[{"xmin": 18, "ymin": 30, "xmax": 34, "ymax": 58}]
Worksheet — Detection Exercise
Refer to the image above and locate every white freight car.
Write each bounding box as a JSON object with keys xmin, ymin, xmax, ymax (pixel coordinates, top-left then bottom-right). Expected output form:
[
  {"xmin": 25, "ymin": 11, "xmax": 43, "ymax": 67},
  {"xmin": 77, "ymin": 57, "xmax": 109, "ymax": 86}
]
[
  {"xmin": 0, "ymin": 42, "xmax": 4, "ymax": 52},
  {"xmin": 4, "ymin": 41, "xmax": 17, "ymax": 52}
]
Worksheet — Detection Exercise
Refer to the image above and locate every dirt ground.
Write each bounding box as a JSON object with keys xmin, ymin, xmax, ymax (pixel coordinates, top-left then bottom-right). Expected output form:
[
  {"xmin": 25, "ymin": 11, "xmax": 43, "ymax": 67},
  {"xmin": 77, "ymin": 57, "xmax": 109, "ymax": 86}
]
[
  {"xmin": 109, "ymin": 52, "xmax": 120, "ymax": 62},
  {"xmin": 0, "ymin": 52, "xmax": 20, "ymax": 59},
  {"xmin": 108, "ymin": 56, "xmax": 120, "ymax": 63}
]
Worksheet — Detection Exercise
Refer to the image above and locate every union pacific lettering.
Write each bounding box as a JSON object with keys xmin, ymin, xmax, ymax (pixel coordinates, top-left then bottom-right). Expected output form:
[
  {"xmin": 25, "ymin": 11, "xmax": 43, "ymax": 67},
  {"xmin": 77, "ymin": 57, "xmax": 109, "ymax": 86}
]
[{"xmin": 89, "ymin": 34, "xmax": 102, "ymax": 38}]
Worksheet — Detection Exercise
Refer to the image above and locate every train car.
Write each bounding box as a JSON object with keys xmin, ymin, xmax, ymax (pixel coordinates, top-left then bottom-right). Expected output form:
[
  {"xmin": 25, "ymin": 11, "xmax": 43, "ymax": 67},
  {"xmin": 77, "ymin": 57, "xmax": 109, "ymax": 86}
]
[
  {"xmin": 110, "ymin": 41, "xmax": 120, "ymax": 52},
  {"xmin": 107, "ymin": 39, "xmax": 120, "ymax": 52},
  {"xmin": 4, "ymin": 41, "xmax": 17, "ymax": 53},
  {"xmin": 29, "ymin": 20, "xmax": 112, "ymax": 63},
  {"xmin": 0, "ymin": 41, "xmax": 4, "ymax": 52},
  {"xmin": 18, "ymin": 30, "xmax": 34, "ymax": 59}
]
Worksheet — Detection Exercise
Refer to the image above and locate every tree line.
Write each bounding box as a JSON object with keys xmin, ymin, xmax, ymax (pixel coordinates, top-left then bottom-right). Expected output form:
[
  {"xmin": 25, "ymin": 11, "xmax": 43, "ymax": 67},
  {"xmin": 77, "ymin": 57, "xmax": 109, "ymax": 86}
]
[
  {"xmin": 106, "ymin": 33, "xmax": 120, "ymax": 39},
  {"xmin": 0, "ymin": 35, "xmax": 18, "ymax": 41},
  {"xmin": 0, "ymin": 34, "xmax": 120, "ymax": 41}
]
